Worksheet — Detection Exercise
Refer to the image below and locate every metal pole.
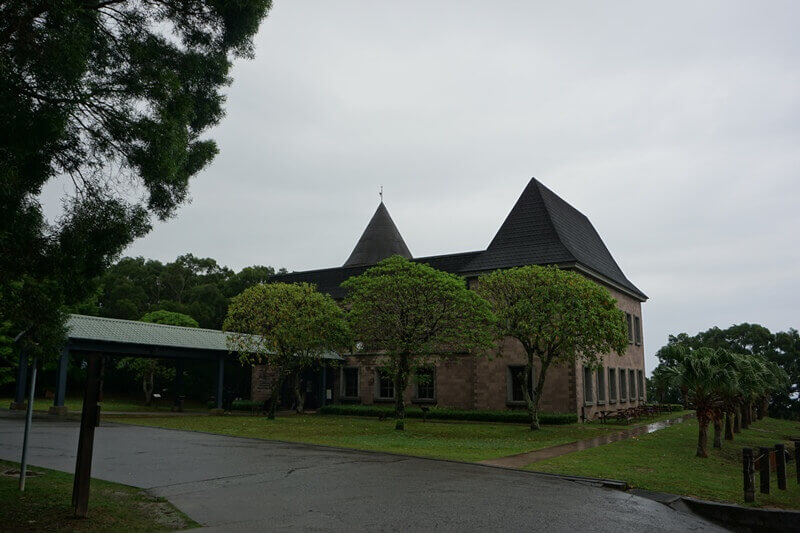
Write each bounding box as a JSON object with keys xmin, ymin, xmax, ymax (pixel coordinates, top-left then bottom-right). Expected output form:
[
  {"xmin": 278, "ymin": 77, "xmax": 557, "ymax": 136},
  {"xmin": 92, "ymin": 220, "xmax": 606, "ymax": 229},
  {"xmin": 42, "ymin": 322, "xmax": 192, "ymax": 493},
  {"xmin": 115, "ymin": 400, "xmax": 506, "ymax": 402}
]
[
  {"xmin": 742, "ymin": 448, "xmax": 755, "ymax": 503},
  {"xmin": 54, "ymin": 347, "xmax": 69, "ymax": 409},
  {"xmin": 19, "ymin": 355, "xmax": 38, "ymax": 491},
  {"xmin": 216, "ymin": 355, "xmax": 224, "ymax": 410},
  {"xmin": 775, "ymin": 444, "xmax": 786, "ymax": 490}
]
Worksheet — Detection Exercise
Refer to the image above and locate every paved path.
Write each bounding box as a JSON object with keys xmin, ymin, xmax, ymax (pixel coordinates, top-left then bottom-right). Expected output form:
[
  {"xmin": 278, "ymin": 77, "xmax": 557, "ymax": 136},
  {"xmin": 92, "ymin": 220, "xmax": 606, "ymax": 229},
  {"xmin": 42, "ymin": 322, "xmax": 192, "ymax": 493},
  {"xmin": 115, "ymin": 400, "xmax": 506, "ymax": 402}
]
[
  {"xmin": 480, "ymin": 414, "xmax": 695, "ymax": 468},
  {"xmin": 0, "ymin": 416, "xmax": 725, "ymax": 531}
]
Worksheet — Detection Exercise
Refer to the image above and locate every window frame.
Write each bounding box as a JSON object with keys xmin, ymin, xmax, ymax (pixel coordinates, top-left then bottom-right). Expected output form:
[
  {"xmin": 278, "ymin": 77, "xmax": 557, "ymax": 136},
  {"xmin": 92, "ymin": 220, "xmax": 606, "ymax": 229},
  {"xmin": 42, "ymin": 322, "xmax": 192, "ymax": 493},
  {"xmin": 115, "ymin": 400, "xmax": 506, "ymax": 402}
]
[
  {"xmin": 596, "ymin": 367, "xmax": 606, "ymax": 405},
  {"xmin": 637, "ymin": 369, "xmax": 645, "ymax": 401},
  {"xmin": 608, "ymin": 367, "xmax": 617, "ymax": 404},
  {"xmin": 340, "ymin": 367, "xmax": 360, "ymax": 399},
  {"xmin": 583, "ymin": 366, "xmax": 595, "ymax": 406},
  {"xmin": 619, "ymin": 368, "xmax": 627, "ymax": 403},
  {"xmin": 629, "ymin": 369, "xmax": 636, "ymax": 402},
  {"xmin": 634, "ymin": 316, "xmax": 642, "ymax": 346},
  {"xmin": 413, "ymin": 366, "xmax": 436, "ymax": 403},
  {"xmin": 507, "ymin": 365, "xmax": 534, "ymax": 405},
  {"xmin": 626, "ymin": 313, "xmax": 634, "ymax": 344},
  {"xmin": 375, "ymin": 370, "xmax": 395, "ymax": 401}
]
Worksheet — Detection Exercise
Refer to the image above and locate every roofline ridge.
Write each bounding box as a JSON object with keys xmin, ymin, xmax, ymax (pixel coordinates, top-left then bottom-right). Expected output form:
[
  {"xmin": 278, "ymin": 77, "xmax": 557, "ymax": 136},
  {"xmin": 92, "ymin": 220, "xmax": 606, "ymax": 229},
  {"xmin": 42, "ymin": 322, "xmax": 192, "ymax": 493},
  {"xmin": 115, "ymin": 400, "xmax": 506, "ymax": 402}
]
[{"xmin": 69, "ymin": 314, "xmax": 222, "ymax": 334}]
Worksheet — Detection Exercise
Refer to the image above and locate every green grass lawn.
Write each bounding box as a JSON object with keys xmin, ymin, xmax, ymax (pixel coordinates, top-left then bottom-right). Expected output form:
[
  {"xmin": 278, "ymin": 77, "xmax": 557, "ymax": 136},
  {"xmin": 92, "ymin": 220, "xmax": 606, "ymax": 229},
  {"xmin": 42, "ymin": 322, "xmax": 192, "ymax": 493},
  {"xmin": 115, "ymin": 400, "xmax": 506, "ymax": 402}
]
[
  {"xmin": 116, "ymin": 414, "xmax": 631, "ymax": 462},
  {"xmin": 0, "ymin": 460, "xmax": 197, "ymax": 532},
  {"xmin": 530, "ymin": 417, "xmax": 800, "ymax": 509},
  {"xmin": 3, "ymin": 395, "xmax": 208, "ymax": 413},
  {"xmin": 114, "ymin": 411, "xmax": 691, "ymax": 463}
]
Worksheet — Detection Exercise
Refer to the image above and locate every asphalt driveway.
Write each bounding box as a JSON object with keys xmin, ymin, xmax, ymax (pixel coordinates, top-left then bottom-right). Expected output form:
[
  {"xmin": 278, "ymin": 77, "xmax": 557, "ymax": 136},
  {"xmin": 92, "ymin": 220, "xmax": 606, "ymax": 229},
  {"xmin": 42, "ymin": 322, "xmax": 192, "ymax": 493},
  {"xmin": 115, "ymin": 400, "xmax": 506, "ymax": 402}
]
[{"xmin": 0, "ymin": 415, "xmax": 725, "ymax": 531}]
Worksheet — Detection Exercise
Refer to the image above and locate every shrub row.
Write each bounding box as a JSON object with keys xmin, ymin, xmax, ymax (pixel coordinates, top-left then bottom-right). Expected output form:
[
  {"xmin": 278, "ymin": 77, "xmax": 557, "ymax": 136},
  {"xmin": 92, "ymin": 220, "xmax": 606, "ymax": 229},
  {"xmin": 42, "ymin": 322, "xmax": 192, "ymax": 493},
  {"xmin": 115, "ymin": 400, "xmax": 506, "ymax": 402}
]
[
  {"xmin": 318, "ymin": 404, "xmax": 577, "ymax": 425},
  {"xmin": 231, "ymin": 400, "xmax": 263, "ymax": 411}
]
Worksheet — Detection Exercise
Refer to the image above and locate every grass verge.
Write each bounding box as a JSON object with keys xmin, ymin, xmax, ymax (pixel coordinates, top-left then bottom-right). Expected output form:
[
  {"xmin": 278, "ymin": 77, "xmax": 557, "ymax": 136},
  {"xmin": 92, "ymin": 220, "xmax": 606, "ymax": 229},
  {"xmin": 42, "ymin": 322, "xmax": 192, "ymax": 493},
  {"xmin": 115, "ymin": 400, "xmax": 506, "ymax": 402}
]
[
  {"xmin": 0, "ymin": 459, "xmax": 197, "ymax": 532},
  {"xmin": 3, "ymin": 395, "xmax": 208, "ymax": 413},
  {"xmin": 116, "ymin": 412, "xmax": 676, "ymax": 463},
  {"xmin": 530, "ymin": 417, "xmax": 800, "ymax": 509}
]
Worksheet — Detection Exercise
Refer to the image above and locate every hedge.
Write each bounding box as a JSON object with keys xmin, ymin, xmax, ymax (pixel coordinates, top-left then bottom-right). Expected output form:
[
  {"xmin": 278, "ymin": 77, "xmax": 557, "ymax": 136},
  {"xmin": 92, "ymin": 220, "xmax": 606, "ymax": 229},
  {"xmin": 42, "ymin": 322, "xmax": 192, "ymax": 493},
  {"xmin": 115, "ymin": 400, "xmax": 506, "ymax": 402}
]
[
  {"xmin": 231, "ymin": 400, "xmax": 264, "ymax": 411},
  {"xmin": 318, "ymin": 404, "xmax": 577, "ymax": 425}
]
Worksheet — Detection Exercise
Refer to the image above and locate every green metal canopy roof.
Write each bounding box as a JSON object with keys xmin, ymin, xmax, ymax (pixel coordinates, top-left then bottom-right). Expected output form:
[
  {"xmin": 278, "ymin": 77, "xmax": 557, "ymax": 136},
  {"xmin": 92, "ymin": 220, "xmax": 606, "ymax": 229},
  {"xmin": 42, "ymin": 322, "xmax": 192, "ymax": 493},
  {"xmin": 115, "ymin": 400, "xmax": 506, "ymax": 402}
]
[{"xmin": 66, "ymin": 314, "xmax": 343, "ymax": 359}]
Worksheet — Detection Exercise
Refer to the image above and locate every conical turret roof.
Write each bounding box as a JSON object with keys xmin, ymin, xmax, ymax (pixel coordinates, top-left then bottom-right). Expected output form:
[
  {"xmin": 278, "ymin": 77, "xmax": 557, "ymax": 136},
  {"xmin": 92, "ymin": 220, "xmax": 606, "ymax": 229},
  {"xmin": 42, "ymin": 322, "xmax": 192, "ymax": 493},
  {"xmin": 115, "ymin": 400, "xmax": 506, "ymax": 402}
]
[{"xmin": 343, "ymin": 202, "xmax": 412, "ymax": 267}]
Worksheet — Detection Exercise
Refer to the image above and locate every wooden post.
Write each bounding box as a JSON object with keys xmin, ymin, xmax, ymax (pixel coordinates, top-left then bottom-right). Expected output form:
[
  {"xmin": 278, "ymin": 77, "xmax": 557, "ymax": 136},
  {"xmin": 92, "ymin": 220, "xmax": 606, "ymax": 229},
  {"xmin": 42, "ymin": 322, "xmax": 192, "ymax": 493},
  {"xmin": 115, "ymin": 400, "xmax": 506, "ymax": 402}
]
[
  {"xmin": 796, "ymin": 445, "xmax": 800, "ymax": 485},
  {"xmin": 742, "ymin": 448, "xmax": 755, "ymax": 502},
  {"xmin": 759, "ymin": 447, "xmax": 771, "ymax": 494},
  {"xmin": 775, "ymin": 444, "xmax": 786, "ymax": 490},
  {"xmin": 73, "ymin": 352, "xmax": 102, "ymax": 518}
]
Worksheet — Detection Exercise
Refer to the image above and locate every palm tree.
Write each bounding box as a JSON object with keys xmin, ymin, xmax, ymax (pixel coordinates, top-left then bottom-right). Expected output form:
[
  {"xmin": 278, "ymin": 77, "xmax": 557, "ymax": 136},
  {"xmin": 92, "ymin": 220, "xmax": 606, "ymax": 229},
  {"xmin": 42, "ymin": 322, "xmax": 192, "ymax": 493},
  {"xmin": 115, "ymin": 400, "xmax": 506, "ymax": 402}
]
[{"xmin": 666, "ymin": 348, "xmax": 736, "ymax": 458}]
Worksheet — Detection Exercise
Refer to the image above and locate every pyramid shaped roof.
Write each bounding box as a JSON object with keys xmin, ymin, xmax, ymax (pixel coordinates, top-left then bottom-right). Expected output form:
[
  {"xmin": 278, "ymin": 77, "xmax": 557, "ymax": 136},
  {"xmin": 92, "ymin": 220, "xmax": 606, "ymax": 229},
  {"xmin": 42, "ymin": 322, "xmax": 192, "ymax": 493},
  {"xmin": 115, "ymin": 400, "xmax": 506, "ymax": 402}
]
[
  {"xmin": 465, "ymin": 178, "xmax": 646, "ymax": 299},
  {"xmin": 343, "ymin": 202, "xmax": 412, "ymax": 267}
]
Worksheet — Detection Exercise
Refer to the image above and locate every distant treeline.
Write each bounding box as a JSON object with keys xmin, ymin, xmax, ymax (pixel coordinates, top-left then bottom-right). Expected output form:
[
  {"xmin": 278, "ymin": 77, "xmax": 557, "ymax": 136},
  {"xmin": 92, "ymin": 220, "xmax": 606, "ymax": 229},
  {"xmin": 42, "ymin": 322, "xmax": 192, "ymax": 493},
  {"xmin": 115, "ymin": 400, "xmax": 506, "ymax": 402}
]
[
  {"xmin": 71, "ymin": 254, "xmax": 287, "ymax": 329},
  {"xmin": 648, "ymin": 323, "xmax": 800, "ymax": 420}
]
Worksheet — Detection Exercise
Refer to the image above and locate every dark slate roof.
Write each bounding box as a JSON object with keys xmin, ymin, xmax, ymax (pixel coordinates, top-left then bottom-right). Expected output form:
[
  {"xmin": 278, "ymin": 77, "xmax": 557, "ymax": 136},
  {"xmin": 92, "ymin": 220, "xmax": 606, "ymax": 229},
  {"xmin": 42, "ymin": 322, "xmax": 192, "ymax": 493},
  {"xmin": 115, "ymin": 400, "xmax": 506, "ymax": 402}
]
[
  {"xmin": 343, "ymin": 202, "xmax": 412, "ymax": 267},
  {"xmin": 273, "ymin": 251, "xmax": 482, "ymax": 299},
  {"xmin": 271, "ymin": 178, "xmax": 646, "ymax": 302},
  {"xmin": 464, "ymin": 178, "xmax": 646, "ymax": 300}
]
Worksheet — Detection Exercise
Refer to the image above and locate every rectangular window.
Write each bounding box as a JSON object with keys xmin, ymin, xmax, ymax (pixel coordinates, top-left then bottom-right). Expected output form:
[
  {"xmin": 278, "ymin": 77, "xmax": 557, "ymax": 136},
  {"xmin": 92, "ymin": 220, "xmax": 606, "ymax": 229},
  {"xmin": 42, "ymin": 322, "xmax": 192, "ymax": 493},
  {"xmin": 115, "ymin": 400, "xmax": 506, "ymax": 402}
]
[
  {"xmin": 629, "ymin": 369, "xmax": 636, "ymax": 401},
  {"xmin": 414, "ymin": 367, "xmax": 435, "ymax": 400},
  {"xmin": 507, "ymin": 366, "xmax": 533, "ymax": 403},
  {"xmin": 341, "ymin": 367, "xmax": 359, "ymax": 398},
  {"xmin": 634, "ymin": 316, "xmax": 642, "ymax": 345},
  {"xmin": 376, "ymin": 371, "xmax": 395, "ymax": 399},
  {"xmin": 608, "ymin": 368, "xmax": 617, "ymax": 403},
  {"xmin": 637, "ymin": 369, "xmax": 644, "ymax": 400},
  {"xmin": 626, "ymin": 313, "xmax": 634, "ymax": 344},
  {"xmin": 596, "ymin": 368, "xmax": 606, "ymax": 405},
  {"xmin": 583, "ymin": 366, "xmax": 594, "ymax": 405},
  {"xmin": 619, "ymin": 368, "xmax": 627, "ymax": 402}
]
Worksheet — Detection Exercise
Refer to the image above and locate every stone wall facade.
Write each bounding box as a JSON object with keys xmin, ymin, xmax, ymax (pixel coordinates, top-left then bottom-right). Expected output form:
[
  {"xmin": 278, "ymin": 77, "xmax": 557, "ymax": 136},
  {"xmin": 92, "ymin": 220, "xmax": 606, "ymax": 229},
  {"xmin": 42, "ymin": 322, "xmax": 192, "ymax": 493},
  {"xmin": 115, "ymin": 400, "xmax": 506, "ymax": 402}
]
[{"xmin": 250, "ymin": 277, "xmax": 646, "ymax": 421}]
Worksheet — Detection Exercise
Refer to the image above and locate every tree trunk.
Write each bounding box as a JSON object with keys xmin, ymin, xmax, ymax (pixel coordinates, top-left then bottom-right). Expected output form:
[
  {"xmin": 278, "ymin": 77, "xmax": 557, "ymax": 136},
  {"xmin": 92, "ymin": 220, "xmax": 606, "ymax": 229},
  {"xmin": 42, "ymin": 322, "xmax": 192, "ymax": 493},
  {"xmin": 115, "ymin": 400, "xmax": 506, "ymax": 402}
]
[
  {"xmin": 292, "ymin": 372, "xmax": 305, "ymax": 414},
  {"xmin": 759, "ymin": 396, "xmax": 769, "ymax": 419},
  {"xmin": 741, "ymin": 403, "xmax": 749, "ymax": 429},
  {"xmin": 527, "ymin": 352, "xmax": 549, "ymax": 431},
  {"xmin": 143, "ymin": 372, "xmax": 154, "ymax": 406},
  {"xmin": 681, "ymin": 388, "xmax": 688, "ymax": 411},
  {"xmin": 712, "ymin": 410, "xmax": 722, "ymax": 449},
  {"xmin": 696, "ymin": 410, "xmax": 710, "ymax": 458},
  {"xmin": 394, "ymin": 355, "xmax": 410, "ymax": 431},
  {"xmin": 724, "ymin": 410, "xmax": 734, "ymax": 441},
  {"xmin": 733, "ymin": 406, "xmax": 741, "ymax": 433}
]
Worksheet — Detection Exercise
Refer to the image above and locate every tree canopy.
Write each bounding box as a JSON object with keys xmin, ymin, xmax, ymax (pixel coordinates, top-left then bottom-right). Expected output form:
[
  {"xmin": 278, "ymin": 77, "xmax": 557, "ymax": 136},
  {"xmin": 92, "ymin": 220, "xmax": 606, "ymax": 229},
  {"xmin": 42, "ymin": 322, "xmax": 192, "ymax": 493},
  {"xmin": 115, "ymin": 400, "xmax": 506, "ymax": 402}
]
[
  {"xmin": 342, "ymin": 256, "xmax": 495, "ymax": 430},
  {"xmin": 224, "ymin": 282, "xmax": 350, "ymax": 418},
  {"xmin": 652, "ymin": 323, "xmax": 798, "ymax": 420},
  {"xmin": 478, "ymin": 265, "xmax": 628, "ymax": 430},
  {"xmin": 0, "ymin": 1, "xmax": 271, "ymax": 360}
]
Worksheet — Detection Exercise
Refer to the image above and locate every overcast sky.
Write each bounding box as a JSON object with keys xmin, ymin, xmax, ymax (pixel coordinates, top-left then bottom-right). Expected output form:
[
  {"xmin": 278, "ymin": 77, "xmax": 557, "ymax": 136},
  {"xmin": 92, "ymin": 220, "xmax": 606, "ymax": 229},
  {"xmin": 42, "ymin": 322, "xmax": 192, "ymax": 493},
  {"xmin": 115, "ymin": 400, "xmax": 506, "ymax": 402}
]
[{"xmin": 44, "ymin": 1, "xmax": 800, "ymax": 373}]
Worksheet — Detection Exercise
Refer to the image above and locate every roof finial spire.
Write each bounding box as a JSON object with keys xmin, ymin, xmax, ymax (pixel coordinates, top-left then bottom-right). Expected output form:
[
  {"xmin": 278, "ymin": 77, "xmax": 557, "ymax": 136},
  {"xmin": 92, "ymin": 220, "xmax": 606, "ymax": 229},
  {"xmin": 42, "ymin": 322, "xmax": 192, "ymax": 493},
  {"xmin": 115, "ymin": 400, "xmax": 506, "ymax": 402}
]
[{"xmin": 379, "ymin": 185, "xmax": 383, "ymax": 203}]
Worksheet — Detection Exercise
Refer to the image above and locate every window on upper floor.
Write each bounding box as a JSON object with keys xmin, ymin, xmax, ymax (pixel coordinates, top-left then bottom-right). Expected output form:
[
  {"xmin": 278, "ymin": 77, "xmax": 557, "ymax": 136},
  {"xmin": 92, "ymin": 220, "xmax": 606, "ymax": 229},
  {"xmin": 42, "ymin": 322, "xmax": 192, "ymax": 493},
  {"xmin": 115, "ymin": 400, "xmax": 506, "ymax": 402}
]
[
  {"xmin": 626, "ymin": 313, "xmax": 634, "ymax": 344},
  {"xmin": 634, "ymin": 316, "xmax": 642, "ymax": 345}
]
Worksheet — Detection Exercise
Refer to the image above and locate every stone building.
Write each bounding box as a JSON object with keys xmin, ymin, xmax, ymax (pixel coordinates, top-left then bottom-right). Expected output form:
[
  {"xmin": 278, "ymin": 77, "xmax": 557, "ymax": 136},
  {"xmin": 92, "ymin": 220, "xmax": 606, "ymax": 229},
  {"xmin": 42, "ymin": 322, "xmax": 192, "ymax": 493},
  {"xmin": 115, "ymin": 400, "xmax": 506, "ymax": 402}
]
[{"xmin": 253, "ymin": 178, "xmax": 647, "ymax": 420}]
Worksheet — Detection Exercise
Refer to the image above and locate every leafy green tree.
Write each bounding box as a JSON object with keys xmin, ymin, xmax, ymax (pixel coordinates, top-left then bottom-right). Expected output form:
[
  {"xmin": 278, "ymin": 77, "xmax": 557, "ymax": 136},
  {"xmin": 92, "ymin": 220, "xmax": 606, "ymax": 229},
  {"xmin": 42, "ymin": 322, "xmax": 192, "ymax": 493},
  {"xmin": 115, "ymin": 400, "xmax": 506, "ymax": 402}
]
[
  {"xmin": 224, "ymin": 283, "xmax": 350, "ymax": 419},
  {"xmin": 665, "ymin": 348, "xmax": 736, "ymax": 458},
  {"xmin": 1, "ymin": 0, "xmax": 271, "ymax": 360},
  {"xmin": 478, "ymin": 265, "xmax": 628, "ymax": 431},
  {"xmin": 343, "ymin": 256, "xmax": 495, "ymax": 430},
  {"xmin": 118, "ymin": 311, "xmax": 198, "ymax": 404}
]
